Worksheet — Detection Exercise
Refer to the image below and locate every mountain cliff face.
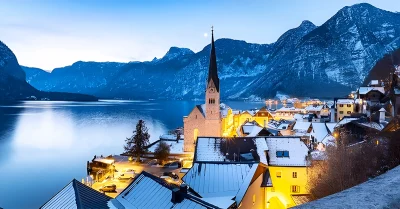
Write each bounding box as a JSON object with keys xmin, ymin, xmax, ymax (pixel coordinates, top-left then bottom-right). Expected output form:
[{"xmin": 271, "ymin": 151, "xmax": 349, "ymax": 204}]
[
  {"xmin": 0, "ymin": 42, "xmax": 97, "ymax": 101},
  {"xmin": 23, "ymin": 3, "xmax": 400, "ymax": 100}
]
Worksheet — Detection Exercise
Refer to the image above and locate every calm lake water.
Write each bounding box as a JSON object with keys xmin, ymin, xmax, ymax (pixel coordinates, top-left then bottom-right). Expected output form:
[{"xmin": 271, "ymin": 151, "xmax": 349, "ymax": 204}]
[{"xmin": 0, "ymin": 100, "xmax": 265, "ymax": 209}]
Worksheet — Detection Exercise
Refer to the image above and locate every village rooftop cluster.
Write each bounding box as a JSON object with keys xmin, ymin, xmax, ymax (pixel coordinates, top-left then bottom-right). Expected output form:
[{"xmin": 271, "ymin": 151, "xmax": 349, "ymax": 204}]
[{"xmin": 40, "ymin": 30, "xmax": 400, "ymax": 209}]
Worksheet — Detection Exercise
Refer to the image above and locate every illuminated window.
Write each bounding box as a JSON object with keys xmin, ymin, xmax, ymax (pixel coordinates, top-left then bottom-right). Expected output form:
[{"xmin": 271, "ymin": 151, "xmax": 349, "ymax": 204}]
[
  {"xmin": 291, "ymin": 185, "xmax": 300, "ymax": 193},
  {"xmin": 347, "ymin": 111, "xmax": 351, "ymax": 114},
  {"xmin": 347, "ymin": 104, "xmax": 351, "ymax": 107},
  {"xmin": 339, "ymin": 104, "xmax": 344, "ymax": 107},
  {"xmin": 276, "ymin": 171, "xmax": 281, "ymax": 178},
  {"xmin": 293, "ymin": 172, "xmax": 297, "ymax": 178},
  {"xmin": 252, "ymin": 194, "xmax": 256, "ymax": 205}
]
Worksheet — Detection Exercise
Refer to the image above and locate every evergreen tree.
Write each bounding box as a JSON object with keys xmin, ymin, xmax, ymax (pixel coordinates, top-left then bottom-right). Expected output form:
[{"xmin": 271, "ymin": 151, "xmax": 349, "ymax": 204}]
[
  {"xmin": 124, "ymin": 120, "xmax": 150, "ymax": 162},
  {"xmin": 154, "ymin": 141, "xmax": 171, "ymax": 164}
]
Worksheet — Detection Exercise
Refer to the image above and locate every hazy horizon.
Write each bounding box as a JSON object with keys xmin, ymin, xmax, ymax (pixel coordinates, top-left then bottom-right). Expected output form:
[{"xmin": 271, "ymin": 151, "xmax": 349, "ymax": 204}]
[{"xmin": 1, "ymin": 0, "xmax": 399, "ymax": 71}]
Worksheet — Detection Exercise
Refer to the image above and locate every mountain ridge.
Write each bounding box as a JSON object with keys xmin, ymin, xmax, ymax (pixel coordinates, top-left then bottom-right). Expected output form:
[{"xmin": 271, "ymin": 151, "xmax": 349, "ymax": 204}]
[{"xmin": 22, "ymin": 3, "xmax": 400, "ymax": 100}]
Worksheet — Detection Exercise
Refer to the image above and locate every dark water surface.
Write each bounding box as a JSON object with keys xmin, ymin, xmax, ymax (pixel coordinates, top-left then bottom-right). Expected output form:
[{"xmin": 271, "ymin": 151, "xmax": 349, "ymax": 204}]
[{"xmin": 0, "ymin": 100, "xmax": 264, "ymax": 209}]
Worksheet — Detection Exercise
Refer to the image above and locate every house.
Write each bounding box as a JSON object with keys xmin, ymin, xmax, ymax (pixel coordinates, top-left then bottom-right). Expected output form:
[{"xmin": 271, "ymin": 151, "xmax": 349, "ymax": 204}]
[
  {"xmin": 336, "ymin": 99, "xmax": 355, "ymax": 121},
  {"xmin": 109, "ymin": 171, "xmax": 221, "ymax": 209},
  {"xmin": 275, "ymin": 107, "xmax": 305, "ymax": 120},
  {"xmin": 40, "ymin": 179, "xmax": 111, "ymax": 209},
  {"xmin": 188, "ymin": 136, "xmax": 310, "ymax": 209},
  {"xmin": 183, "ymin": 29, "xmax": 222, "ymax": 152},
  {"xmin": 185, "ymin": 137, "xmax": 269, "ymax": 208},
  {"xmin": 239, "ymin": 121, "xmax": 280, "ymax": 137},
  {"xmin": 264, "ymin": 137, "xmax": 310, "ymax": 209}
]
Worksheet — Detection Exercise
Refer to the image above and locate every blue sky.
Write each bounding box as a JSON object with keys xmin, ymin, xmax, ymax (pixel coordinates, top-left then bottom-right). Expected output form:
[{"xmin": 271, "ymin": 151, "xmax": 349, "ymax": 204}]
[{"xmin": 0, "ymin": 0, "xmax": 399, "ymax": 71}]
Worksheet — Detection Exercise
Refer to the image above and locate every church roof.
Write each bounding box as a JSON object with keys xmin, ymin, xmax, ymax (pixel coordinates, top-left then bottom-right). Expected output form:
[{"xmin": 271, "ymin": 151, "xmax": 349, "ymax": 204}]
[{"xmin": 207, "ymin": 28, "xmax": 220, "ymax": 92}]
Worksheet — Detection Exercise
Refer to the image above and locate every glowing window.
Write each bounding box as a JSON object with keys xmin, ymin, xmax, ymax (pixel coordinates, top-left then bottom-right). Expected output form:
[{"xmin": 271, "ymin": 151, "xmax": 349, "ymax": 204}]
[
  {"xmin": 293, "ymin": 172, "xmax": 297, "ymax": 178},
  {"xmin": 291, "ymin": 185, "xmax": 300, "ymax": 193},
  {"xmin": 276, "ymin": 171, "xmax": 281, "ymax": 178}
]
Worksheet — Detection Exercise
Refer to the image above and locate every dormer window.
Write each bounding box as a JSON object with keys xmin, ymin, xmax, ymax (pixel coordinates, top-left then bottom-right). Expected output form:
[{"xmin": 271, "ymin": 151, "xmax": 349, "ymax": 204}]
[{"xmin": 276, "ymin": 151, "xmax": 289, "ymax": 158}]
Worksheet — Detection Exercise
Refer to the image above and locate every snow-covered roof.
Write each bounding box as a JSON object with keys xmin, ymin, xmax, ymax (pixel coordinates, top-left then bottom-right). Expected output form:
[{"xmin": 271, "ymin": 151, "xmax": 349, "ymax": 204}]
[
  {"xmin": 265, "ymin": 137, "xmax": 309, "ymax": 166},
  {"xmin": 40, "ymin": 179, "xmax": 111, "ymax": 209},
  {"xmin": 358, "ymin": 87, "xmax": 385, "ymax": 95},
  {"xmin": 196, "ymin": 104, "xmax": 206, "ymax": 118},
  {"xmin": 148, "ymin": 140, "xmax": 185, "ymax": 154},
  {"xmin": 325, "ymin": 123, "xmax": 337, "ymax": 133},
  {"xmin": 182, "ymin": 162, "xmax": 260, "ymax": 206},
  {"xmin": 369, "ymin": 80, "xmax": 379, "ymax": 85},
  {"xmin": 311, "ymin": 123, "xmax": 329, "ymax": 143},
  {"xmin": 356, "ymin": 122, "xmax": 384, "ymax": 131},
  {"xmin": 295, "ymin": 165, "xmax": 400, "ymax": 209},
  {"xmin": 321, "ymin": 134, "xmax": 336, "ymax": 147},
  {"xmin": 293, "ymin": 121, "xmax": 311, "ymax": 131},
  {"xmin": 93, "ymin": 158, "xmax": 115, "ymax": 165},
  {"xmin": 305, "ymin": 105, "xmax": 324, "ymax": 112},
  {"xmin": 276, "ymin": 107, "xmax": 304, "ymax": 112},
  {"xmin": 336, "ymin": 99, "xmax": 354, "ymax": 104},
  {"xmin": 113, "ymin": 172, "xmax": 219, "ymax": 209},
  {"xmin": 337, "ymin": 117, "xmax": 358, "ymax": 126},
  {"xmin": 294, "ymin": 114, "xmax": 307, "ymax": 121},
  {"xmin": 195, "ymin": 137, "xmax": 269, "ymax": 165},
  {"xmin": 310, "ymin": 150, "xmax": 327, "ymax": 161}
]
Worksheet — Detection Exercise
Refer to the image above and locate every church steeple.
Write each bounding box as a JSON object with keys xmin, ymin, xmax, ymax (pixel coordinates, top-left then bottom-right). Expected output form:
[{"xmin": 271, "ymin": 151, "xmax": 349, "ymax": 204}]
[{"xmin": 207, "ymin": 26, "xmax": 220, "ymax": 92}]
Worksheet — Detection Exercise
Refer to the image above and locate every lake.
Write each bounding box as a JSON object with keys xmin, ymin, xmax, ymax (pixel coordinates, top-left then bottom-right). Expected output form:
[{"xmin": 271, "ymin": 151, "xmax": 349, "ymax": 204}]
[{"xmin": 0, "ymin": 100, "xmax": 265, "ymax": 209}]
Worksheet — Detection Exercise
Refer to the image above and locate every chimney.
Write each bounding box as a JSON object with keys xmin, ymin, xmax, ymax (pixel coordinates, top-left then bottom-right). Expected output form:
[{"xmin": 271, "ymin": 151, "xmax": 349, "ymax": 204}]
[
  {"xmin": 171, "ymin": 184, "xmax": 187, "ymax": 204},
  {"xmin": 379, "ymin": 108, "xmax": 386, "ymax": 123},
  {"xmin": 330, "ymin": 107, "xmax": 336, "ymax": 122},
  {"xmin": 180, "ymin": 183, "xmax": 188, "ymax": 194}
]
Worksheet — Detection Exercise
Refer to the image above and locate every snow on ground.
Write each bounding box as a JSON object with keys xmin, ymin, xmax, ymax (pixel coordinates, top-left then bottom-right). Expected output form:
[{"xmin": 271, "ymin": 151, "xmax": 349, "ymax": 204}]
[
  {"xmin": 295, "ymin": 165, "xmax": 400, "ymax": 209},
  {"xmin": 148, "ymin": 140, "xmax": 185, "ymax": 154}
]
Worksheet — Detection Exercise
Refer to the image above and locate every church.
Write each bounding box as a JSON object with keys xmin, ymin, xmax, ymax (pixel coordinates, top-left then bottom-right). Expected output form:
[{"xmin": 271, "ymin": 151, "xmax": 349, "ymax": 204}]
[{"xmin": 183, "ymin": 28, "xmax": 222, "ymax": 152}]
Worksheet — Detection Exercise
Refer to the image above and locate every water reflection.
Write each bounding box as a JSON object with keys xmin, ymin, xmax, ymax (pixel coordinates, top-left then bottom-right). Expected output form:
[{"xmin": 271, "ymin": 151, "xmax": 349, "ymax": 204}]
[{"xmin": 0, "ymin": 100, "xmax": 264, "ymax": 209}]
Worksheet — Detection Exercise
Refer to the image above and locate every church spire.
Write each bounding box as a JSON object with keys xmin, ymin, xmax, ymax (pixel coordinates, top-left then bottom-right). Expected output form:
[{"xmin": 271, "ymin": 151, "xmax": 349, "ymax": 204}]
[{"xmin": 207, "ymin": 26, "xmax": 220, "ymax": 92}]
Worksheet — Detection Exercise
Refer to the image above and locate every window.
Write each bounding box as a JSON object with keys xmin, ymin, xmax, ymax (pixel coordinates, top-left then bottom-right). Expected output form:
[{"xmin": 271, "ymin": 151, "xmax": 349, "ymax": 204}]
[
  {"xmin": 339, "ymin": 111, "xmax": 344, "ymax": 114},
  {"xmin": 276, "ymin": 151, "xmax": 289, "ymax": 158},
  {"xmin": 252, "ymin": 194, "xmax": 256, "ymax": 205},
  {"xmin": 347, "ymin": 111, "xmax": 351, "ymax": 114},
  {"xmin": 276, "ymin": 171, "xmax": 282, "ymax": 178},
  {"xmin": 339, "ymin": 104, "xmax": 344, "ymax": 107},
  {"xmin": 195, "ymin": 115, "xmax": 197, "ymax": 119},
  {"xmin": 292, "ymin": 172, "xmax": 297, "ymax": 178},
  {"xmin": 291, "ymin": 185, "xmax": 300, "ymax": 193},
  {"xmin": 347, "ymin": 104, "xmax": 351, "ymax": 107}
]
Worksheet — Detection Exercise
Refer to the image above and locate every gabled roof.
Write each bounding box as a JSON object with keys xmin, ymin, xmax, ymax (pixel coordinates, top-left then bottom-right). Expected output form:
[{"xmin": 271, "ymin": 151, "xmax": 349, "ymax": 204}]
[
  {"xmin": 196, "ymin": 105, "xmax": 206, "ymax": 118},
  {"xmin": 265, "ymin": 137, "xmax": 309, "ymax": 167},
  {"xmin": 358, "ymin": 86, "xmax": 385, "ymax": 95},
  {"xmin": 311, "ymin": 122, "xmax": 329, "ymax": 143},
  {"xmin": 113, "ymin": 171, "xmax": 219, "ymax": 209},
  {"xmin": 194, "ymin": 137, "xmax": 269, "ymax": 165},
  {"xmin": 182, "ymin": 162, "xmax": 265, "ymax": 207},
  {"xmin": 40, "ymin": 179, "xmax": 111, "ymax": 209},
  {"xmin": 293, "ymin": 121, "xmax": 311, "ymax": 132}
]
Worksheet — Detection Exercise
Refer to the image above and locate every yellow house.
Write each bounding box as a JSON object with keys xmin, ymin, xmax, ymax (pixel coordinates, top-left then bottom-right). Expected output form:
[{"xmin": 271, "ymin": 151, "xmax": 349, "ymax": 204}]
[
  {"xmin": 253, "ymin": 106, "xmax": 273, "ymax": 127},
  {"xmin": 264, "ymin": 137, "xmax": 310, "ymax": 209},
  {"xmin": 336, "ymin": 99, "xmax": 355, "ymax": 121},
  {"xmin": 221, "ymin": 107, "xmax": 235, "ymax": 137}
]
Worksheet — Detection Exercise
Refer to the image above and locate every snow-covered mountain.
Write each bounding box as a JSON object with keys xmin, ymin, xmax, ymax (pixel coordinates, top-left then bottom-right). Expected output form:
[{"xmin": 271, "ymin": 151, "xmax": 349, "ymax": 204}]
[{"xmin": 23, "ymin": 3, "xmax": 400, "ymax": 100}]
